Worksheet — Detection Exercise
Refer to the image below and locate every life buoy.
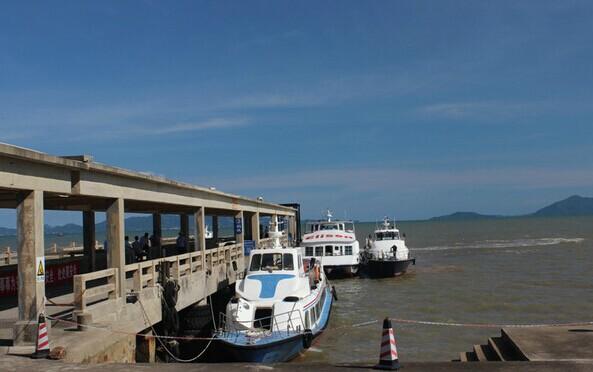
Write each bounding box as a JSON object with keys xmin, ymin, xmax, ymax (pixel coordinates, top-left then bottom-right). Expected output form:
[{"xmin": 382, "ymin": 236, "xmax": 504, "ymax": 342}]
[{"xmin": 303, "ymin": 329, "xmax": 313, "ymax": 349}]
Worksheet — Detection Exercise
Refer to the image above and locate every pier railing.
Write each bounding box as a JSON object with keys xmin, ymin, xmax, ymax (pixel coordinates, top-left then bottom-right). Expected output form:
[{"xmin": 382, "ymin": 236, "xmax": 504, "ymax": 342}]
[
  {"xmin": 73, "ymin": 268, "xmax": 119, "ymax": 312},
  {"xmin": 73, "ymin": 243, "xmax": 244, "ymax": 314}
]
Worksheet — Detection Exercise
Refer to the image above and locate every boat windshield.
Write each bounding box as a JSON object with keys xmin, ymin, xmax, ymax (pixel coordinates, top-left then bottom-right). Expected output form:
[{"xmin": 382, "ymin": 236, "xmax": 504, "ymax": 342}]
[
  {"xmin": 375, "ymin": 231, "xmax": 399, "ymax": 240},
  {"xmin": 249, "ymin": 253, "xmax": 294, "ymax": 271},
  {"xmin": 320, "ymin": 223, "xmax": 339, "ymax": 231}
]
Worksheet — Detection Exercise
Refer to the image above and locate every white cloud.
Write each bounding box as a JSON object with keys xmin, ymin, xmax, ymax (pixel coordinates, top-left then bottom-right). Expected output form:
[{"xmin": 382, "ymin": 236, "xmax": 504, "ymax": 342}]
[{"xmin": 151, "ymin": 117, "xmax": 249, "ymax": 134}]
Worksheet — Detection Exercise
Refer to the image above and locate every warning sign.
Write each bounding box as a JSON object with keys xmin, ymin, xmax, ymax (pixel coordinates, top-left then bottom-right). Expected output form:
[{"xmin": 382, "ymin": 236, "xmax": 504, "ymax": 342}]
[{"xmin": 36, "ymin": 257, "xmax": 45, "ymax": 283}]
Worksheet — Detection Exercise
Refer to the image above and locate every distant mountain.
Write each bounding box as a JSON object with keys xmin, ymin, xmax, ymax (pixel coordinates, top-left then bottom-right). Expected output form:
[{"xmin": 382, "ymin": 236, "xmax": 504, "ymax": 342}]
[
  {"xmin": 45, "ymin": 223, "xmax": 82, "ymax": 235},
  {"xmin": 430, "ymin": 211, "xmax": 501, "ymax": 221},
  {"xmin": 531, "ymin": 195, "xmax": 593, "ymax": 217}
]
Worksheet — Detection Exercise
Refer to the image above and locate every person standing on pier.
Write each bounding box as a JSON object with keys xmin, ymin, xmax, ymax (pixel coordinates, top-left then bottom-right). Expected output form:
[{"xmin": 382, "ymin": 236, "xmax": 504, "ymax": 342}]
[
  {"xmin": 139, "ymin": 232, "xmax": 151, "ymax": 258},
  {"xmin": 132, "ymin": 236, "xmax": 143, "ymax": 261},
  {"xmin": 176, "ymin": 232, "xmax": 188, "ymax": 254},
  {"xmin": 124, "ymin": 236, "xmax": 135, "ymax": 264}
]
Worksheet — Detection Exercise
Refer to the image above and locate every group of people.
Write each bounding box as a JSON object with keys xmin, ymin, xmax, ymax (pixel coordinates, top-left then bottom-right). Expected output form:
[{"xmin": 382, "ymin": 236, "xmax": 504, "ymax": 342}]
[
  {"xmin": 124, "ymin": 232, "xmax": 154, "ymax": 264},
  {"xmin": 123, "ymin": 231, "xmax": 189, "ymax": 264}
]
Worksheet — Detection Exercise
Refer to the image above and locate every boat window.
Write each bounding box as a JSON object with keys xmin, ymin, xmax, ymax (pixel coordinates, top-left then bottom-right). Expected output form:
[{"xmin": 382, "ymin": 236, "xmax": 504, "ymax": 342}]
[
  {"xmin": 283, "ymin": 254, "xmax": 294, "ymax": 270},
  {"xmin": 315, "ymin": 246, "xmax": 323, "ymax": 256},
  {"xmin": 334, "ymin": 246, "xmax": 342, "ymax": 256},
  {"xmin": 344, "ymin": 222, "xmax": 354, "ymax": 232},
  {"xmin": 249, "ymin": 254, "xmax": 261, "ymax": 271},
  {"xmin": 250, "ymin": 253, "xmax": 283, "ymax": 271},
  {"xmin": 345, "ymin": 245, "xmax": 353, "ymax": 255},
  {"xmin": 339, "ymin": 224, "xmax": 344, "ymax": 230},
  {"xmin": 324, "ymin": 245, "xmax": 333, "ymax": 256},
  {"xmin": 320, "ymin": 224, "xmax": 338, "ymax": 230},
  {"xmin": 376, "ymin": 232, "xmax": 396, "ymax": 241},
  {"xmin": 262, "ymin": 253, "xmax": 283, "ymax": 271},
  {"xmin": 305, "ymin": 247, "xmax": 313, "ymax": 256}
]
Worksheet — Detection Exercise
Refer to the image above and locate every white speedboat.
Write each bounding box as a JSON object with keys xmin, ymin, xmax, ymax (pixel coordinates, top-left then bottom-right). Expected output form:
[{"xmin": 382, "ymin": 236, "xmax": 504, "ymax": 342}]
[
  {"xmin": 214, "ymin": 217, "xmax": 334, "ymax": 362},
  {"xmin": 301, "ymin": 210, "xmax": 360, "ymax": 277},
  {"xmin": 361, "ymin": 217, "xmax": 416, "ymax": 278}
]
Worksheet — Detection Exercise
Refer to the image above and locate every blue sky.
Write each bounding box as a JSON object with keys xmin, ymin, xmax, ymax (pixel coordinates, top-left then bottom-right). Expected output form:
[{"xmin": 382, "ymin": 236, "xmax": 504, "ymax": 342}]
[{"xmin": 1, "ymin": 1, "xmax": 593, "ymax": 226}]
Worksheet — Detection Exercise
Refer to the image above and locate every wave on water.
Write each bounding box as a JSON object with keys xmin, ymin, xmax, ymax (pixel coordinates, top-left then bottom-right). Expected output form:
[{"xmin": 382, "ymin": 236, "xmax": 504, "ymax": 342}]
[{"xmin": 412, "ymin": 237, "xmax": 585, "ymax": 252}]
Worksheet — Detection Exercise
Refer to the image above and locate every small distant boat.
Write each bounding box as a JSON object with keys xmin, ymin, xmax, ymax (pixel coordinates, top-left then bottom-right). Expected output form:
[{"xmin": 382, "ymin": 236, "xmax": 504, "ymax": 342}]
[
  {"xmin": 214, "ymin": 216, "xmax": 334, "ymax": 362},
  {"xmin": 361, "ymin": 217, "xmax": 416, "ymax": 278},
  {"xmin": 300, "ymin": 210, "xmax": 361, "ymax": 277}
]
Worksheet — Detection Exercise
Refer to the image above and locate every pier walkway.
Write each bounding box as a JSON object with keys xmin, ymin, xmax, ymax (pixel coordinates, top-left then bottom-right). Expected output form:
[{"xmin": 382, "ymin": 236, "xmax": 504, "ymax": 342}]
[{"xmin": 0, "ymin": 143, "xmax": 297, "ymax": 362}]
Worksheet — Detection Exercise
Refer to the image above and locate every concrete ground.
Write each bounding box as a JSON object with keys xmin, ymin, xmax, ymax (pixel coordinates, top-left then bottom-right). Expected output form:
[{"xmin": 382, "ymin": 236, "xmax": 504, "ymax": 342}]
[
  {"xmin": 2, "ymin": 355, "xmax": 593, "ymax": 372},
  {"xmin": 504, "ymin": 325, "xmax": 593, "ymax": 361}
]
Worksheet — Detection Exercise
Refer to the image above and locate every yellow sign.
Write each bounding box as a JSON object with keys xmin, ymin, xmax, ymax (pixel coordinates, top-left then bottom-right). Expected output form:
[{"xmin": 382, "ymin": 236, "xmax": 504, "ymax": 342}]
[{"xmin": 36, "ymin": 256, "xmax": 45, "ymax": 282}]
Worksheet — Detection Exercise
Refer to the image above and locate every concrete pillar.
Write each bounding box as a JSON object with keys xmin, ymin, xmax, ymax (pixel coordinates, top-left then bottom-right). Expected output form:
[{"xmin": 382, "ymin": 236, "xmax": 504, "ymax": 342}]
[
  {"xmin": 234, "ymin": 211, "xmax": 244, "ymax": 245},
  {"xmin": 212, "ymin": 215, "xmax": 219, "ymax": 243},
  {"xmin": 152, "ymin": 213, "xmax": 161, "ymax": 258},
  {"xmin": 14, "ymin": 190, "xmax": 45, "ymax": 345},
  {"xmin": 180, "ymin": 214, "xmax": 189, "ymax": 237},
  {"xmin": 194, "ymin": 208, "xmax": 206, "ymax": 252},
  {"xmin": 250, "ymin": 212, "xmax": 260, "ymax": 247},
  {"xmin": 82, "ymin": 210, "xmax": 96, "ymax": 273},
  {"xmin": 194, "ymin": 207, "xmax": 206, "ymax": 268},
  {"xmin": 107, "ymin": 198, "xmax": 125, "ymax": 297},
  {"xmin": 288, "ymin": 215, "xmax": 297, "ymax": 246}
]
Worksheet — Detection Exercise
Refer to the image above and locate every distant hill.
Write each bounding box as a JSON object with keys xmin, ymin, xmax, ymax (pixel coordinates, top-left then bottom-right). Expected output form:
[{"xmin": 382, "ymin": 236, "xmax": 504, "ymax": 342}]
[
  {"xmin": 430, "ymin": 211, "xmax": 501, "ymax": 221},
  {"xmin": 531, "ymin": 195, "xmax": 593, "ymax": 217}
]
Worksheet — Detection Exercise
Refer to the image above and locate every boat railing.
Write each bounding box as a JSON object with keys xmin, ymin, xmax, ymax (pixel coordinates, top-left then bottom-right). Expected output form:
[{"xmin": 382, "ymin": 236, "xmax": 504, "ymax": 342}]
[{"xmin": 218, "ymin": 306, "xmax": 305, "ymax": 336}]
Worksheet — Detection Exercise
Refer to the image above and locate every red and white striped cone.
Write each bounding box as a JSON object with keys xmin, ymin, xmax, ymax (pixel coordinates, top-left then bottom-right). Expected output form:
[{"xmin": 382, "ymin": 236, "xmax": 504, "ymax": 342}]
[
  {"xmin": 374, "ymin": 317, "xmax": 400, "ymax": 370},
  {"xmin": 31, "ymin": 313, "xmax": 50, "ymax": 359}
]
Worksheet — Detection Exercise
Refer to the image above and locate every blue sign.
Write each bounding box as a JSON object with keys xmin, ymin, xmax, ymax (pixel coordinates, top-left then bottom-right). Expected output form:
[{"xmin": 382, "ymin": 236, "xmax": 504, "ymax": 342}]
[
  {"xmin": 244, "ymin": 240, "xmax": 255, "ymax": 256},
  {"xmin": 234, "ymin": 217, "xmax": 243, "ymax": 235}
]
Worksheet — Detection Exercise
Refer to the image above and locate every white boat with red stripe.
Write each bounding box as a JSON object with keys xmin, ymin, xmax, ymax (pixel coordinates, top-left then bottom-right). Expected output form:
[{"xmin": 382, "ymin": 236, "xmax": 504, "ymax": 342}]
[{"xmin": 301, "ymin": 210, "xmax": 360, "ymax": 277}]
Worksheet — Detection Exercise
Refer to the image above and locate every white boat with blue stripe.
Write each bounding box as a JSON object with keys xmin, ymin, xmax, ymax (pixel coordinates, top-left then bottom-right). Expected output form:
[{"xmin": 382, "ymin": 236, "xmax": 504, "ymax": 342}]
[{"xmin": 214, "ymin": 217, "xmax": 334, "ymax": 363}]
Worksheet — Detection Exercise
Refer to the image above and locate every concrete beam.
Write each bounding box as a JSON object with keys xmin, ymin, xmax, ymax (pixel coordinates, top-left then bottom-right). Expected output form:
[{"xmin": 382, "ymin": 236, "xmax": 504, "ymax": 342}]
[
  {"xmin": 106, "ymin": 198, "xmax": 125, "ymax": 296},
  {"xmin": 13, "ymin": 190, "xmax": 45, "ymax": 345},
  {"xmin": 83, "ymin": 211, "xmax": 96, "ymax": 273},
  {"xmin": 0, "ymin": 158, "xmax": 71, "ymax": 194}
]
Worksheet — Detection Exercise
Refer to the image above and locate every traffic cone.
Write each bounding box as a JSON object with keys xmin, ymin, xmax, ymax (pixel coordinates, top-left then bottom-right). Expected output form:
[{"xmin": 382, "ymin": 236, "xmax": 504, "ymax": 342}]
[
  {"xmin": 31, "ymin": 313, "xmax": 50, "ymax": 359},
  {"xmin": 374, "ymin": 317, "xmax": 400, "ymax": 370}
]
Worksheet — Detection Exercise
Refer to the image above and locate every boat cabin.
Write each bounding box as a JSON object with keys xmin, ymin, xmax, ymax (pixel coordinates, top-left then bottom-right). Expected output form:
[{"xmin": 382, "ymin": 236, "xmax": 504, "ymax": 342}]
[
  {"xmin": 248, "ymin": 250, "xmax": 303, "ymax": 273},
  {"xmin": 307, "ymin": 221, "xmax": 355, "ymax": 233},
  {"xmin": 303, "ymin": 244, "xmax": 354, "ymax": 257},
  {"xmin": 375, "ymin": 230, "xmax": 401, "ymax": 241}
]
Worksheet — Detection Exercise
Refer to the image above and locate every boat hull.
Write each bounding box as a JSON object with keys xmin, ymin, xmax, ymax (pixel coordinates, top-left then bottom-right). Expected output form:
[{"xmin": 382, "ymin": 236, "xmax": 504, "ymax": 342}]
[
  {"xmin": 323, "ymin": 264, "xmax": 359, "ymax": 278},
  {"xmin": 363, "ymin": 258, "xmax": 415, "ymax": 278},
  {"xmin": 215, "ymin": 334, "xmax": 305, "ymax": 363},
  {"xmin": 213, "ymin": 286, "xmax": 334, "ymax": 363}
]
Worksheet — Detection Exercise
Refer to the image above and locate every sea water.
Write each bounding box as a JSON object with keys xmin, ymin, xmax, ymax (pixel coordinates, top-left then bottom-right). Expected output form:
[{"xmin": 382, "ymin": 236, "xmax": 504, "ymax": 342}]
[{"xmin": 295, "ymin": 216, "xmax": 593, "ymax": 362}]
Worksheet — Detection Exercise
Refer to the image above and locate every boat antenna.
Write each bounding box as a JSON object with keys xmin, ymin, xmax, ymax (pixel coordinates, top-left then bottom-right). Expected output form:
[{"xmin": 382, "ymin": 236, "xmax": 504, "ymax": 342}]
[
  {"xmin": 268, "ymin": 215, "xmax": 283, "ymax": 249},
  {"xmin": 326, "ymin": 209, "xmax": 333, "ymax": 222}
]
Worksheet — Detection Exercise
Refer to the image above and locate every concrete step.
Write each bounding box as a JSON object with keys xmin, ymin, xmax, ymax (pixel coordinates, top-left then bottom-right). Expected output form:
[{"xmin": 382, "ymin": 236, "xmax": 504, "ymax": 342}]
[
  {"xmin": 501, "ymin": 329, "xmax": 529, "ymax": 361},
  {"xmin": 489, "ymin": 336, "xmax": 525, "ymax": 361},
  {"xmin": 466, "ymin": 350, "xmax": 479, "ymax": 361},
  {"xmin": 481, "ymin": 342, "xmax": 501, "ymax": 361},
  {"xmin": 473, "ymin": 345, "xmax": 488, "ymax": 361}
]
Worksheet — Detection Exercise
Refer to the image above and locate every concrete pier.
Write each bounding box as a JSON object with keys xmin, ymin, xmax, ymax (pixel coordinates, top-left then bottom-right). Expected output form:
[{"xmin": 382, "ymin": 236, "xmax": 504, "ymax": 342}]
[{"xmin": 0, "ymin": 143, "xmax": 296, "ymax": 362}]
